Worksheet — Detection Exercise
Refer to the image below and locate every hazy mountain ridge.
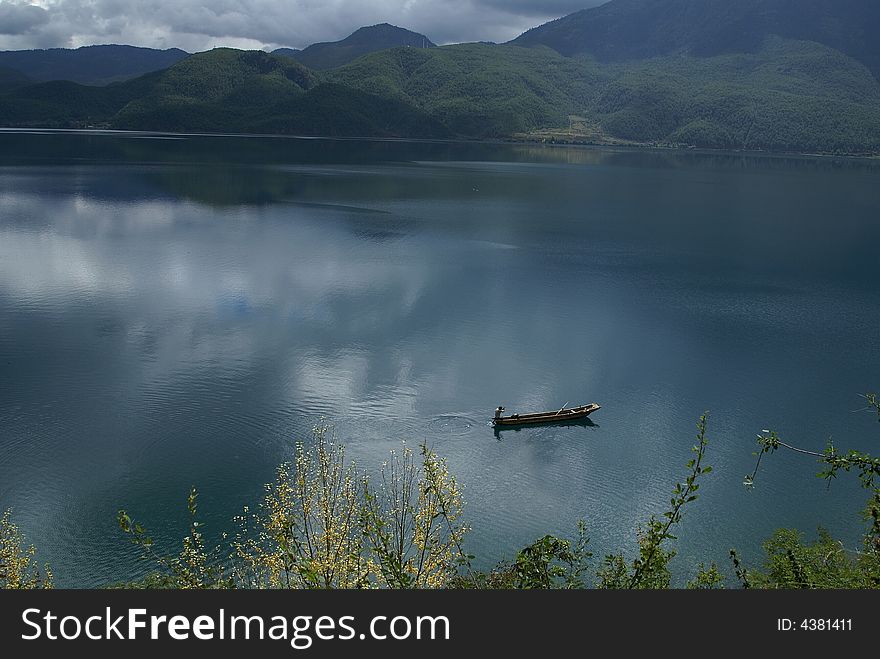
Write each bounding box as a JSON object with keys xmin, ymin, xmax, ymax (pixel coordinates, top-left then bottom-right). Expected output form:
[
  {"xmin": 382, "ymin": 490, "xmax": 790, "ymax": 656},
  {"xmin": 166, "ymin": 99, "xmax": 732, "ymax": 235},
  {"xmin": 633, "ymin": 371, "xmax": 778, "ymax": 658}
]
[
  {"xmin": 0, "ymin": 45, "xmax": 189, "ymax": 86},
  {"xmin": 0, "ymin": 65, "xmax": 30, "ymax": 88},
  {"xmin": 273, "ymin": 23, "xmax": 435, "ymax": 70},
  {"xmin": 0, "ymin": 24, "xmax": 434, "ymax": 85},
  {"xmin": 511, "ymin": 0, "xmax": 880, "ymax": 79}
]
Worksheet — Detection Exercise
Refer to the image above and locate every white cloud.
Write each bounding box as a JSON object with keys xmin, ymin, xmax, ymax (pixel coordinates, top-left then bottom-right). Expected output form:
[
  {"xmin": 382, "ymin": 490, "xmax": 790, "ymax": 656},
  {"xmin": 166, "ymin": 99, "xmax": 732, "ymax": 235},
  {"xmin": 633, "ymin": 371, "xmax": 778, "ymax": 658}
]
[{"xmin": 0, "ymin": 1, "xmax": 50, "ymax": 36}]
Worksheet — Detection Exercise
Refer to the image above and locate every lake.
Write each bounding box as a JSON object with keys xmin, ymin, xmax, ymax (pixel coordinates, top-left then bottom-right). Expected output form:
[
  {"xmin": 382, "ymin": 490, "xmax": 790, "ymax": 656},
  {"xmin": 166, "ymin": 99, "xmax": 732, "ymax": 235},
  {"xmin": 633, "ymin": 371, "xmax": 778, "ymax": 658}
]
[{"xmin": 1, "ymin": 130, "xmax": 878, "ymax": 587}]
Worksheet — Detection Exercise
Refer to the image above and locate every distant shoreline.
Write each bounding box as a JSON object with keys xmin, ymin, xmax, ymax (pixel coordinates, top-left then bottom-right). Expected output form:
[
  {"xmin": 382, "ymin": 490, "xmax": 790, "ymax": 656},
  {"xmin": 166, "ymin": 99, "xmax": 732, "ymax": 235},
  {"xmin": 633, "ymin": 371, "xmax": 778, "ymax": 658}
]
[{"xmin": 1, "ymin": 125, "xmax": 878, "ymax": 162}]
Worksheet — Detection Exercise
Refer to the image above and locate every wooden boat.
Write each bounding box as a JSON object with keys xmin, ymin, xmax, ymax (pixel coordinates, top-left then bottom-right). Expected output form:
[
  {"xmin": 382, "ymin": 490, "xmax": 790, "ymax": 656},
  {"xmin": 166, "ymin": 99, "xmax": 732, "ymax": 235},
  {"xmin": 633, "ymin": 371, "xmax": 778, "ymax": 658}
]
[{"xmin": 491, "ymin": 403, "xmax": 601, "ymax": 427}]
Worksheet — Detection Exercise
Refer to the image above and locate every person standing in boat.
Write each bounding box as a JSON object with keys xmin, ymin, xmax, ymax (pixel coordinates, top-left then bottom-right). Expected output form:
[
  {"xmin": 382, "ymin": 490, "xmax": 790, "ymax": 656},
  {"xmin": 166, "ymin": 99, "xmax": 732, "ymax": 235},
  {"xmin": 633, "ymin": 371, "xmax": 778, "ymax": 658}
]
[{"xmin": 494, "ymin": 406, "xmax": 504, "ymax": 421}]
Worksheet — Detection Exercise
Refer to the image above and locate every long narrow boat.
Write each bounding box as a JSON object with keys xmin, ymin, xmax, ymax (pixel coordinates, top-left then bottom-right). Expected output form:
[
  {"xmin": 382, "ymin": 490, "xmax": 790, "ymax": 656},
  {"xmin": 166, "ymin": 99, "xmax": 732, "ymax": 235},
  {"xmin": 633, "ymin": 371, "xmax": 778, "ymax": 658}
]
[{"xmin": 491, "ymin": 403, "xmax": 601, "ymax": 427}]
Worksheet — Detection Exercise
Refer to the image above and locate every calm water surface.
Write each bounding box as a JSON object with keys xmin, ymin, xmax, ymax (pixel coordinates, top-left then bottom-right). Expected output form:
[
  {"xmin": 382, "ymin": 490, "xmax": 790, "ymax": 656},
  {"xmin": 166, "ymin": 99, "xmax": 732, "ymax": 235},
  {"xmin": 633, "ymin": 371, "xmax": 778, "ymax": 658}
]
[{"xmin": 1, "ymin": 130, "xmax": 878, "ymax": 586}]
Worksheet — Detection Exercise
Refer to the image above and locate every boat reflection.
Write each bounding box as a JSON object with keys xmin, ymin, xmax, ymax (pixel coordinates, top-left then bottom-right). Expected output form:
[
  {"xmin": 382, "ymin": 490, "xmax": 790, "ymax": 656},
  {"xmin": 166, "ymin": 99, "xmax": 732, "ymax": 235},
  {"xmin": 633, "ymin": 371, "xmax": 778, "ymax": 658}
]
[{"xmin": 492, "ymin": 416, "xmax": 599, "ymax": 440}]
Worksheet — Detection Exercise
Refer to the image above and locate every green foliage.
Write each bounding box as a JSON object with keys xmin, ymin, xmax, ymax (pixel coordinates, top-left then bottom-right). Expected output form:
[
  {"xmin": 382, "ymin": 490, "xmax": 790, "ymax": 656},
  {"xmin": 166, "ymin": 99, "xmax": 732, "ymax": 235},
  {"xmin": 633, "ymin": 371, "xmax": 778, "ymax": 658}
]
[
  {"xmin": 232, "ymin": 422, "xmax": 370, "ymax": 589},
  {"xmin": 747, "ymin": 528, "xmax": 879, "ymax": 589},
  {"xmin": 0, "ymin": 509, "xmax": 52, "ymax": 589},
  {"xmin": 509, "ymin": 522, "xmax": 592, "ymax": 589},
  {"xmin": 686, "ymin": 563, "xmax": 725, "ymax": 589},
  {"xmin": 468, "ymin": 415, "xmax": 714, "ymax": 589},
  {"xmin": 740, "ymin": 392, "xmax": 880, "ymax": 588},
  {"xmin": 599, "ymin": 413, "xmax": 712, "ymax": 589},
  {"xmin": 361, "ymin": 442, "xmax": 470, "ymax": 588},
  {"xmin": 454, "ymin": 522, "xmax": 591, "ymax": 589},
  {"xmin": 119, "ymin": 414, "xmax": 717, "ymax": 590},
  {"xmin": 8, "ymin": 397, "xmax": 880, "ymax": 589},
  {"xmin": 118, "ymin": 486, "xmax": 232, "ymax": 589},
  {"xmin": 729, "ymin": 549, "xmax": 752, "ymax": 589},
  {"xmin": 746, "ymin": 393, "xmax": 879, "ymax": 508}
]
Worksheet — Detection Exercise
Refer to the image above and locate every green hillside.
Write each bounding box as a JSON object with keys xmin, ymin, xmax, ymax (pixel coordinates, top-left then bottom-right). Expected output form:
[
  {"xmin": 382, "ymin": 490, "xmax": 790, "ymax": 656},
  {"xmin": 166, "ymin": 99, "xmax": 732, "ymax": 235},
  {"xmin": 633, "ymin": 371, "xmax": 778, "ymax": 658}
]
[
  {"xmin": 327, "ymin": 38, "xmax": 880, "ymax": 152},
  {"xmin": 112, "ymin": 49, "xmax": 315, "ymax": 131},
  {"xmin": 111, "ymin": 49, "xmax": 445, "ymax": 136},
  {"xmin": 0, "ymin": 79, "xmax": 136, "ymax": 127},
  {"xmin": 592, "ymin": 38, "xmax": 880, "ymax": 151},
  {"xmin": 0, "ymin": 48, "xmax": 447, "ymax": 137},
  {"xmin": 326, "ymin": 43, "xmax": 603, "ymax": 137}
]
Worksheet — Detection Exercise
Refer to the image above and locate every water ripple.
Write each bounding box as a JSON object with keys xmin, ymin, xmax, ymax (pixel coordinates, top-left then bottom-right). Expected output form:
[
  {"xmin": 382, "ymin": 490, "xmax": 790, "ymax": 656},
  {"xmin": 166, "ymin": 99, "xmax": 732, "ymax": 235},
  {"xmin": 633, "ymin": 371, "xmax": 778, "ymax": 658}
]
[{"xmin": 427, "ymin": 414, "xmax": 481, "ymax": 436}]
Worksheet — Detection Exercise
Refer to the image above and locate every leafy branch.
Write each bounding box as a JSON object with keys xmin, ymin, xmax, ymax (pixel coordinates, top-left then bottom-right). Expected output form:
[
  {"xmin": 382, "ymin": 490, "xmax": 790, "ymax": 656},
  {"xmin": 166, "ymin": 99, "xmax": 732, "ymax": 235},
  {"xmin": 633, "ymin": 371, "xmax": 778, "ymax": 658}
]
[
  {"xmin": 597, "ymin": 413, "xmax": 712, "ymax": 589},
  {"xmin": 118, "ymin": 486, "xmax": 231, "ymax": 588},
  {"xmin": 738, "ymin": 392, "xmax": 880, "ymax": 587},
  {"xmin": 628, "ymin": 413, "xmax": 711, "ymax": 588}
]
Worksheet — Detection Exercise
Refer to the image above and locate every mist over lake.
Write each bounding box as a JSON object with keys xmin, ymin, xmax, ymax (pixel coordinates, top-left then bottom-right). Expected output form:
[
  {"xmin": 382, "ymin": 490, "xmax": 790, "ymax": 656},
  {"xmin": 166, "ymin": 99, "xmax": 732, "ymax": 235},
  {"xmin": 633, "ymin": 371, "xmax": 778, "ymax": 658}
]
[{"xmin": 1, "ymin": 130, "xmax": 878, "ymax": 587}]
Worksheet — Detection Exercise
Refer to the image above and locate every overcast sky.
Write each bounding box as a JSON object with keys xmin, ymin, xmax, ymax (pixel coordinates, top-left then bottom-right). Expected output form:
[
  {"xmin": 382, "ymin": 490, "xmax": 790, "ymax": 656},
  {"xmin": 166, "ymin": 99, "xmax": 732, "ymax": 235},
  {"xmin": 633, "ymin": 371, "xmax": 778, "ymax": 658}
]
[{"xmin": 0, "ymin": 1, "xmax": 608, "ymax": 52}]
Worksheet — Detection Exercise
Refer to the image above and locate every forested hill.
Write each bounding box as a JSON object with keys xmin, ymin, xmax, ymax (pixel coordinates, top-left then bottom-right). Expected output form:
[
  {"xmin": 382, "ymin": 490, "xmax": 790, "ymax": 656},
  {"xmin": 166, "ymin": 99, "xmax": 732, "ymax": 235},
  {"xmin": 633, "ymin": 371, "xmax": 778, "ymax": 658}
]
[
  {"xmin": 0, "ymin": 49, "xmax": 448, "ymax": 138},
  {"xmin": 274, "ymin": 24, "xmax": 435, "ymax": 70},
  {"xmin": 511, "ymin": 0, "xmax": 880, "ymax": 79},
  {"xmin": 326, "ymin": 39, "xmax": 880, "ymax": 152}
]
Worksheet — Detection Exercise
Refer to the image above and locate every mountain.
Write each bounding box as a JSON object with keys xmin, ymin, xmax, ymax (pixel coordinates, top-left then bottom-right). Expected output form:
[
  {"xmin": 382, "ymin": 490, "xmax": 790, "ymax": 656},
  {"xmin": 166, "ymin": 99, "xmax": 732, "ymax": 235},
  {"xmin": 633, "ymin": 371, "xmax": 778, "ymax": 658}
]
[
  {"xmin": 327, "ymin": 43, "xmax": 600, "ymax": 137},
  {"xmin": 511, "ymin": 0, "xmax": 880, "ymax": 78},
  {"xmin": 3, "ymin": 40, "xmax": 879, "ymax": 152},
  {"xmin": 275, "ymin": 23, "xmax": 435, "ymax": 70},
  {"xmin": 0, "ymin": 45, "xmax": 189, "ymax": 85},
  {"xmin": 0, "ymin": 66, "xmax": 30, "ymax": 89},
  {"xmin": 272, "ymin": 48, "xmax": 302, "ymax": 59},
  {"xmin": 0, "ymin": 48, "xmax": 448, "ymax": 137},
  {"xmin": 326, "ymin": 39, "xmax": 880, "ymax": 151},
  {"xmin": 2, "ymin": 7, "xmax": 880, "ymax": 154}
]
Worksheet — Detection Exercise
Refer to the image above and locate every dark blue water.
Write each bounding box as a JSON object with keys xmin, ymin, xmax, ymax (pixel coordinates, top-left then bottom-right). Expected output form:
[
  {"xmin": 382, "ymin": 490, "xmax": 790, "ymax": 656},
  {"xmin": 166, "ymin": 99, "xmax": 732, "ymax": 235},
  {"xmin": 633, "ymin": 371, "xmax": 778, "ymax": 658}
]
[{"xmin": 1, "ymin": 130, "xmax": 878, "ymax": 587}]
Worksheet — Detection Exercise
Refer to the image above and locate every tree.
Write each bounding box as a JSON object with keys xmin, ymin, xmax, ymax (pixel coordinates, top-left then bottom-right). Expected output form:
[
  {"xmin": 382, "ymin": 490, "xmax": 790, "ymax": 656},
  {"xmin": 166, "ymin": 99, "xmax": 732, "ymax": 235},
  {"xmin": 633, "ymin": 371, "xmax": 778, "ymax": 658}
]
[
  {"xmin": 0, "ymin": 508, "xmax": 52, "ymax": 589},
  {"xmin": 120, "ymin": 423, "xmax": 472, "ymax": 589},
  {"xmin": 361, "ymin": 442, "xmax": 470, "ymax": 588}
]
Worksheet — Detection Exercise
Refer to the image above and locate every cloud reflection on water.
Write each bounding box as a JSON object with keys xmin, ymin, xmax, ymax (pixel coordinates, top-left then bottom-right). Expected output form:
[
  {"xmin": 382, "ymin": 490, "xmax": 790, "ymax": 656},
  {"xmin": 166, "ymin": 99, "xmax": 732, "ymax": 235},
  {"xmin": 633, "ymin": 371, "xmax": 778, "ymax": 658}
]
[{"xmin": 1, "ymin": 143, "xmax": 879, "ymax": 586}]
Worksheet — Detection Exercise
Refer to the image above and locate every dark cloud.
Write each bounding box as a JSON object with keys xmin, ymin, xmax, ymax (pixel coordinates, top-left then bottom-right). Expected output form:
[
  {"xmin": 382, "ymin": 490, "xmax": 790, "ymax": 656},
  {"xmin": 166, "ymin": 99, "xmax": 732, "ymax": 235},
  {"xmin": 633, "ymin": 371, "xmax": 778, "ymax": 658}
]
[
  {"xmin": 477, "ymin": 1, "xmax": 606, "ymax": 18},
  {"xmin": 0, "ymin": 1, "xmax": 49, "ymax": 36},
  {"xmin": 0, "ymin": 1, "xmax": 608, "ymax": 51}
]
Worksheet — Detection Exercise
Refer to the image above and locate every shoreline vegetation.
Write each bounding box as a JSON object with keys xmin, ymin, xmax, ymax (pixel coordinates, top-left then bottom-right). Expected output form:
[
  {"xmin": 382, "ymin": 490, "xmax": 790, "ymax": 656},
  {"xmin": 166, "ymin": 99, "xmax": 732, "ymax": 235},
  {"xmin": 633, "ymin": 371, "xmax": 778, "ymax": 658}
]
[
  {"xmin": 3, "ymin": 126, "xmax": 880, "ymax": 166},
  {"xmin": 3, "ymin": 394, "xmax": 878, "ymax": 590}
]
